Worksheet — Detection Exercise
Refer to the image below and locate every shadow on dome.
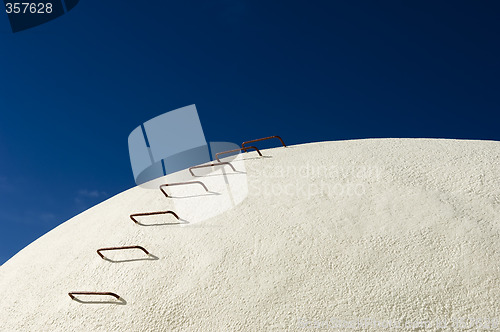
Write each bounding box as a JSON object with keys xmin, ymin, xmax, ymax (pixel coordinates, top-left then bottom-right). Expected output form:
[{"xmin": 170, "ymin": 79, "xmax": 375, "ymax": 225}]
[
  {"xmin": 70, "ymin": 296, "xmax": 127, "ymax": 305},
  {"xmin": 102, "ymin": 254, "xmax": 159, "ymax": 264}
]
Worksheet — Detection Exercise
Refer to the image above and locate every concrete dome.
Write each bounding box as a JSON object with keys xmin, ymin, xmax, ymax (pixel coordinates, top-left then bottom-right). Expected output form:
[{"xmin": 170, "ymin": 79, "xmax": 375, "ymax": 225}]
[{"xmin": 1, "ymin": 139, "xmax": 499, "ymax": 331}]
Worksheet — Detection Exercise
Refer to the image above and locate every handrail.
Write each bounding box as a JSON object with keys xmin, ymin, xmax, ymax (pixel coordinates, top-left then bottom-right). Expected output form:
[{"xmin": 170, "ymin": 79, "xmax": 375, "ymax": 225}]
[
  {"xmin": 189, "ymin": 162, "xmax": 236, "ymax": 176},
  {"xmin": 97, "ymin": 246, "xmax": 150, "ymax": 259},
  {"xmin": 242, "ymin": 135, "xmax": 286, "ymax": 148},
  {"xmin": 68, "ymin": 292, "xmax": 121, "ymax": 300},
  {"xmin": 130, "ymin": 210, "xmax": 179, "ymax": 224},
  {"xmin": 159, "ymin": 181, "xmax": 209, "ymax": 198},
  {"xmin": 215, "ymin": 146, "xmax": 262, "ymax": 162}
]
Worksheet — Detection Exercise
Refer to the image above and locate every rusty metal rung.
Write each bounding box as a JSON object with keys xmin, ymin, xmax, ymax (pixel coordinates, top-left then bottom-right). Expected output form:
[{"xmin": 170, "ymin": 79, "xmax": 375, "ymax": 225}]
[
  {"xmin": 68, "ymin": 292, "xmax": 121, "ymax": 300},
  {"xmin": 130, "ymin": 211, "xmax": 179, "ymax": 224},
  {"xmin": 189, "ymin": 162, "xmax": 236, "ymax": 176},
  {"xmin": 97, "ymin": 246, "xmax": 150, "ymax": 259},
  {"xmin": 215, "ymin": 146, "xmax": 262, "ymax": 162},
  {"xmin": 242, "ymin": 135, "xmax": 286, "ymax": 148},
  {"xmin": 159, "ymin": 181, "xmax": 209, "ymax": 198}
]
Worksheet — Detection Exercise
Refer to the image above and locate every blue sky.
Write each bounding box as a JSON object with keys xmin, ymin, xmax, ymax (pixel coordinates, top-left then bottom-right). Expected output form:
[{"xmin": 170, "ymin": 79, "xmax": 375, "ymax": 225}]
[{"xmin": 0, "ymin": 0, "xmax": 499, "ymax": 264}]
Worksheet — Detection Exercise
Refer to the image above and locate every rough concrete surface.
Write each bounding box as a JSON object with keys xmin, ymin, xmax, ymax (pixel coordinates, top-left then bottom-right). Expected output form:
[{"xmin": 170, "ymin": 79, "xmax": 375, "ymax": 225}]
[{"xmin": 1, "ymin": 139, "xmax": 499, "ymax": 331}]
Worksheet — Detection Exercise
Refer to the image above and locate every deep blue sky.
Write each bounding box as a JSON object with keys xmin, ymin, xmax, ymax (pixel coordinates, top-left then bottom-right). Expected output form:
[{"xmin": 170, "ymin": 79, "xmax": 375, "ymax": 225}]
[{"xmin": 0, "ymin": 1, "xmax": 499, "ymax": 264}]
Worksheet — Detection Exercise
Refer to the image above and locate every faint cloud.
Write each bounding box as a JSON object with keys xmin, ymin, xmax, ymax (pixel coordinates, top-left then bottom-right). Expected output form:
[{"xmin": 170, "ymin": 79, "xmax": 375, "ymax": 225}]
[
  {"xmin": 0, "ymin": 176, "xmax": 11, "ymax": 191},
  {"xmin": 40, "ymin": 212, "xmax": 56, "ymax": 223},
  {"xmin": 76, "ymin": 189, "xmax": 107, "ymax": 198},
  {"xmin": 0, "ymin": 176, "xmax": 59, "ymax": 226},
  {"xmin": 0, "ymin": 176, "xmax": 30, "ymax": 193},
  {"xmin": 3, "ymin": 210, "xmax": 57, "ymax": 226},
  {"xmin": 74, "ymin": 189, "xmax": 108, "ymax": 208}
]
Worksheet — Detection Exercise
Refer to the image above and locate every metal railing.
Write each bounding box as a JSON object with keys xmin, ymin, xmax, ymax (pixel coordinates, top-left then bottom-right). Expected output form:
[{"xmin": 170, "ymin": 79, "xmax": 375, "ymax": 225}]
[
  {"xmin": 159, "ymin": 181, "xmax": 209, "ymax": 198},
  {"xmin": 97, "ymin": 246, "xmax": 150, "ymax": 259},
  {"xmin": 130, "ymin": 210, "xmax": 179, "ymax": 224},
  {"xmin": 215, "ymin": 146, "xmax": 262, "ymax": 162},
  {"xmin": 68, "ymin": 291, "xmax": 121, "ymax": 300},
  {"xmin": 188, "ymin": 162, "xmax": 236, "ymax": 176},
  {"xmin": 242, "ymin": 135, "xmax": 286, "ymax": 148}
]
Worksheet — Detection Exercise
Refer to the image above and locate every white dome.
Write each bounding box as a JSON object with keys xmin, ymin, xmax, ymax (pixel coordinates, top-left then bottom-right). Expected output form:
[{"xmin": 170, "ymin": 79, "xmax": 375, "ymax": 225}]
[{"xmin": 1, "ymin": 139, "xmax": 499, "ymax": 331}]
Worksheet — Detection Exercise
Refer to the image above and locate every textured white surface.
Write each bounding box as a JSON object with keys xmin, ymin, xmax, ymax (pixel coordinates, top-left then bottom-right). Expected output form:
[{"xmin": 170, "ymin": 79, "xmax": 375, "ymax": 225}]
[{"xmin": 1, "ymin": 139, "xmax": 500, "ymax": 331}]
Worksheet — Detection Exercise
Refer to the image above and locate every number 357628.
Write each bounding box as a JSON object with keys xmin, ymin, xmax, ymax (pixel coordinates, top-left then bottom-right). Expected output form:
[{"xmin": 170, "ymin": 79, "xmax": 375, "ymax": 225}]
[{"xmin": 5, "ymin": 3, "xmax": 53, "ymax": 14}]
